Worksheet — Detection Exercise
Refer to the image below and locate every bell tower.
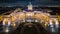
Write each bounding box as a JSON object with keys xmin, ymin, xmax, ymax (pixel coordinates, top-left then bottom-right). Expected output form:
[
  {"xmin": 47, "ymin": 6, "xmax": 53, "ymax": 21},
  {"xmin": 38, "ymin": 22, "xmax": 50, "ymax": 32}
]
[{"xmin": 28, "ymin": 2, "xmax": 33, "ymax": 10}]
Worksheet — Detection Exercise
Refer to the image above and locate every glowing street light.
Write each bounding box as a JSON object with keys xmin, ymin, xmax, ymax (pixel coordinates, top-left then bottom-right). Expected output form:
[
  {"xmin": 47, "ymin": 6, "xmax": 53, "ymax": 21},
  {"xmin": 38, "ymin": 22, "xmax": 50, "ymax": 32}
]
[
  {"xmin": 4, "ymin": 27, "xmax": 9, "ymax": 33},
  {"xmin": 49, "ymin": 20, "xmax": 53, "ymax": 27}
]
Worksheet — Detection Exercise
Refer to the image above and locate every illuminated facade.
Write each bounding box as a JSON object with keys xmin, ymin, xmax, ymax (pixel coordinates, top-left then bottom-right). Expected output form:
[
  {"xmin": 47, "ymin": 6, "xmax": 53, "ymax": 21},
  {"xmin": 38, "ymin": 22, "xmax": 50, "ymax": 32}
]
[{"xmin": 1, "ymin": 2, "xmax": 58, "ymax": 27}]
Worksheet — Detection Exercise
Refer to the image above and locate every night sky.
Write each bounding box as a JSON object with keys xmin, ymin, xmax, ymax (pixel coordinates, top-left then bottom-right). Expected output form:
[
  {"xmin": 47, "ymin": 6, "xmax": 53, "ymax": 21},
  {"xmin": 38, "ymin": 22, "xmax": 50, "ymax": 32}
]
[
  {"xmin": 0, "ymin": 0, "xmax": 60, "ymax": 15},
  {"xmin": 0, "ymin": 0, "xmax": 60, "ymax": 7}
]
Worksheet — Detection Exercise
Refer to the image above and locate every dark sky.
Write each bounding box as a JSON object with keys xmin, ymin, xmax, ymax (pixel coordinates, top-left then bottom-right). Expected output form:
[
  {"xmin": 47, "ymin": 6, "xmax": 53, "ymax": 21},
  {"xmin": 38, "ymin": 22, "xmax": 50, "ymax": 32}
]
[
  {"xmin": 0, "ymin": 0, "xmax": 60, "ymax": 14},
  {"xmin": 0, "ymin": 0, "xmax": 60, "ymax": 7}
]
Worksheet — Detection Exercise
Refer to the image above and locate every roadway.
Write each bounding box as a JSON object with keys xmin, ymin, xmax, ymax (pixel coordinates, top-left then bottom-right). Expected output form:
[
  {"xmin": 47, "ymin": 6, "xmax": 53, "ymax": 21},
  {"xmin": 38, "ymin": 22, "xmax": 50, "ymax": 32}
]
[
  {"xmin": 0, "ymin": 20, "xmax": 60, "ymax": 34},
  {"xmin": 0, "ymin": 21, "xmax": 50, "ymax": 34}
]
